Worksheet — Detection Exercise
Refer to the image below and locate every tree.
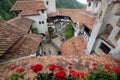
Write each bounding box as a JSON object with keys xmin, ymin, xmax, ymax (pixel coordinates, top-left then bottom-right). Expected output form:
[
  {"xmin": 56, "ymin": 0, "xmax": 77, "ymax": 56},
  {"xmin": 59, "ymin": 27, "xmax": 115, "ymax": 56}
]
[
  {"xmin": 64, "ymin": 23, "xmax": 74, "ymax": 40},
  {"xmin": 48, "ymin": 27, "xmax": 54, "ymax": 41}
]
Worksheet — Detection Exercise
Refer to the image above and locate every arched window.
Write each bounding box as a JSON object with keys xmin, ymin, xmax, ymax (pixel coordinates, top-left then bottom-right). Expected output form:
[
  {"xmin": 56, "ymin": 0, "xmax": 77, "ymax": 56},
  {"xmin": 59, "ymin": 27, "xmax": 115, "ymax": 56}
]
[
  {"xmin": 88, "ymin": 2, "xmax": 91, "ymax": 7},
  {"xmin": 105, "ymin": 24, "xmax": 113, "ymax": 35},
  {"xmin": 46, "ymin": 1, "xmax": 49, "ymax": 5}
]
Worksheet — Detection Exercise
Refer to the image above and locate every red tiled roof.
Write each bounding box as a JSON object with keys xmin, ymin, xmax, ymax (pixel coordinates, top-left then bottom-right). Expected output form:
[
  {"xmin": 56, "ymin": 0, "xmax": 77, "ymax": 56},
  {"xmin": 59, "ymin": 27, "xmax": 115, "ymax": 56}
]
[
  {"xmin": 61, "ymin": 36, "xmax": 87, "ymax": 55},
  {"xmin": 20, "ymin": 10, "xmax": 40, "ymax": 16},
  {"xmin": 11, "ymin": 1, "xmax": 46, "ymax": 11},
  {"xmin": 0, "ymin": 34, "xmax": 41, "ymax": 60},
  {"xmin": 7, "ymin": 17, "xmax": 33, "ymax": 33},
  {"xmin": 0, "ymin": 19, "xmax": 24, "ymax": 56},
  {"xmin": 0, "ymin": 19, "xmax": 41, "ymax": 59},
  {"xmin": 78, "ymin": 12, "xmax": 95, "ymax": 30},
  {"xmin": 0, "ymin": 47, "xmax": 119, "ymax": 79},
  {"xmin": 48, "ymin": 9, "xmax": 96, "ymax": 30},
  {"xmin": 11, "ymin": 1, "xmax": 46, "ymax": 16}
]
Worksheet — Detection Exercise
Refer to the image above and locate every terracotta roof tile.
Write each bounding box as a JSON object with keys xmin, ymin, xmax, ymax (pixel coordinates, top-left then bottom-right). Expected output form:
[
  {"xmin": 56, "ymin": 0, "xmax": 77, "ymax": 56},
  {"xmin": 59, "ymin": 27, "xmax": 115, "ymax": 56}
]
[
  {"xmin": 11, "ymin": 1, "xmax": 46, "ymax": 16},
  {"xmin": 0, "ymin": 34, "xmax": 41, "ymax": 60},
  {"xmin": 11, "ymin": 1, "xmax": 46, "ymax": 11},
  {"xmin": 0, "ymin": 54, "xmax": 119, "ymax": 79},
  {"xmin": 61, "ymin": 36, "xmax": 87, "ymax": 55},
  {"xmin": 20, "ymin": 10, "xmax": 40, "ymax": 16},
  {"xmin": 7, "ymin": 17, "xmax": 33, "ymax": 33},
  {"xmin": 78, "ymin": 12, "xmax": 95, "ymax": 30},
  {"xmin": 48, "ymin": 9, "xmax": 96, "ymax": 30},
  {"xmin": 0, "ymin": 19, "xmax": 24, "ymax": 56}
]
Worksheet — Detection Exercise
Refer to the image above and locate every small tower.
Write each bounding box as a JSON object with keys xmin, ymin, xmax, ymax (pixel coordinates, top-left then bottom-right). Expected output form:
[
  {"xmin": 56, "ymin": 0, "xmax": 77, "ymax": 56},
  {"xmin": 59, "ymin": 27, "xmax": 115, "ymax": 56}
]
[
  {"xmin": 43, "ymin": 0, "xmax": 56, "ymax": 14},
  {"xmin": 86, "ymin": 0, "xmax": 114, "ymax": 54},
  {"xmin": 87, "ymin": 0, "xmax": 101, "ymax": 14}
]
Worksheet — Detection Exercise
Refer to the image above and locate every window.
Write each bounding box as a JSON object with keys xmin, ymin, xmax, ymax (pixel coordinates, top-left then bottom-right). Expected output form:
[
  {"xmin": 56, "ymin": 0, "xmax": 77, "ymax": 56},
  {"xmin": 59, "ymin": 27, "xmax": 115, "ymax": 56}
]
[
  {"xmin": 39, "ymin": 21, "xmax": 41, "ymax": 24},
  {"xmin": 41, "ymin": 10, "xmax": 44, "ymax": 13},
  {"xmin": 96, "ymin": 2, "xmax": 98, "ymax": 7},
  {"xmin": 99, "ymin": 11, "xmax": 102, "ymax": 18},
  {"xmin": 42, "ymin": 21, "xmax": 44, "ymax": 24},
  {"xmin": 84, "ymin": 26, "xmax": 91, "ymax": 36},
  {"xmin": 105, "ymin": 24, "xmax": 113, "ymax": 34},
  {"xmin": 88, "ymin": 2, "xmax": 91, "ymax": 7},
  {"xmin": 99, "ymin": 42, "xmax": 111, "ymax": 54},
  {"xmin": 46, "ymin": 1, "xmax": 49, "ymax": 5}
]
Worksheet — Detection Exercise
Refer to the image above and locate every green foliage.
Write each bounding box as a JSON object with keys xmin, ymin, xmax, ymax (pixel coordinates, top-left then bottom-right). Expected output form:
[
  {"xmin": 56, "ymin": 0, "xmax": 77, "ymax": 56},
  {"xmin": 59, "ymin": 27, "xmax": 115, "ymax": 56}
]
[
  {"xmin": 33, "ymin": 73, "xmax": 56, "ymax": 80},
  {"xmin": 87, "ymin": 68, "xmax": 118, "ymax": 80},
  {"xmin": 56, "ymin": 0, "xmax": 85, "ymax": 9},
  {"xmin": 31, "ymin": 28, "xmax": 38, "ymax": 34},
  {"xmin": 0, "ymin": 0, "xmax": 16, "ymax": 20},
  {"xmin": 64, "ymin": 23, "xmax": 74, "ymax": 40},
  {"xmin": 48, "ymin": 27, "xmax": 54, "ymax": 40},
  {"xmin": 66, "ymin": 75, "xmax": 74, "ymax": 80},
  {"xmin": 6, "ymin": 73, "xmax": 26, "ymax": 80}
]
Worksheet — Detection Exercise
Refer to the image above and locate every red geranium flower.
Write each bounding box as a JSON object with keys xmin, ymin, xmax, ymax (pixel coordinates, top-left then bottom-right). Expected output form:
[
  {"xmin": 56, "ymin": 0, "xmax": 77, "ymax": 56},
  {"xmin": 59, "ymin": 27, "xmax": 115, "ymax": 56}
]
[
  {"xmin": 16, "ymin": 68, "xmax": 25, "ymax": 73},
  {"xmin": 68, "ymin": 63, "xmax": 73, "ymax": 70},
  {"xmin": 10, "ymin": 65, "xmax": 17, "ymax": 70},
  {"xmin": 111, "ymin": 67, "xmax": 120, "ymax": 74},
  {"xmin": 55, "ymin": 70, "xmax": 66, "ymax": 80},
  {"xmin": 70, "ymin": 70, "xmax": 79, "ymax": 78},
  {"xmin": 31, "ymin": 64, "xmax": 43, "ymax": 73},
  {"xmin": 49, "ymin": 64, "xmax": 56, "ymax": 71},
  {"xmin": 92, "ymin": 62, "xmax": 97, "ymax": 67},
  {"xmin": 78, "ymin": 71, "xmax": 85, "ymax": 78},
  {"xmin": 56, "ymin": 65, "xmax": 64, "ymax": 70},
  {"xmin": 105, "ymin": 64, "xmax": 110, "ymax": 69}
]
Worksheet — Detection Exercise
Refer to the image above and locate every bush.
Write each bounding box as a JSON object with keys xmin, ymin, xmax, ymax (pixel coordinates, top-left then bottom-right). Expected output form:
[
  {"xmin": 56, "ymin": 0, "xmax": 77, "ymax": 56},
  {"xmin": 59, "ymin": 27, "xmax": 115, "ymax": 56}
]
[
  {"xmin": 65, "ymin": 31, "xmax": 74, "ymax": 40},
  {"xmin": 32, "ymin": 28, "xmax": 38, "ymax": 34},
  {"xmin": 48, "ymin": 27, "xmax": 54, "ymax": 40},
  {"xmin": 64, "ymin": 23, "xmax": 74, "ymax": 40}
]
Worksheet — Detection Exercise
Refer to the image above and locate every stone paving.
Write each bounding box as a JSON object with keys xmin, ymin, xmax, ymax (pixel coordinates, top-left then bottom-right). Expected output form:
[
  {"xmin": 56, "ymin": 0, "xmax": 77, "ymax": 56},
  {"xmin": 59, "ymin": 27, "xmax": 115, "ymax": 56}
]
[
  {"xmin": 51, "ymin": 36, "xmax": 64, "ymax": 51},
  {"xmin": 42, "ymin": 43, "xmax": 58, "ymax": 56}
]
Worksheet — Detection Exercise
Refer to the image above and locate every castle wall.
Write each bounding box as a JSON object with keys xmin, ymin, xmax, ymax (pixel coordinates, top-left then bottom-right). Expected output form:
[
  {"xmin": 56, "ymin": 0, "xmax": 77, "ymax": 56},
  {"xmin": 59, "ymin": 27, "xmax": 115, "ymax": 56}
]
[
  {"xmin": 95, "ymin": 39, "xmax": 113, "ymax": 55},
  {"xmin": 86, "ymin": 0, "xmax": 111, "ymax": 54},
  {"xmin": 107, "ymin": 4, "xmax": 120, "ymax": 45},
  {"xmin": 24, "ymin": 10, "xmax": 48, "ymax": 34}
]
